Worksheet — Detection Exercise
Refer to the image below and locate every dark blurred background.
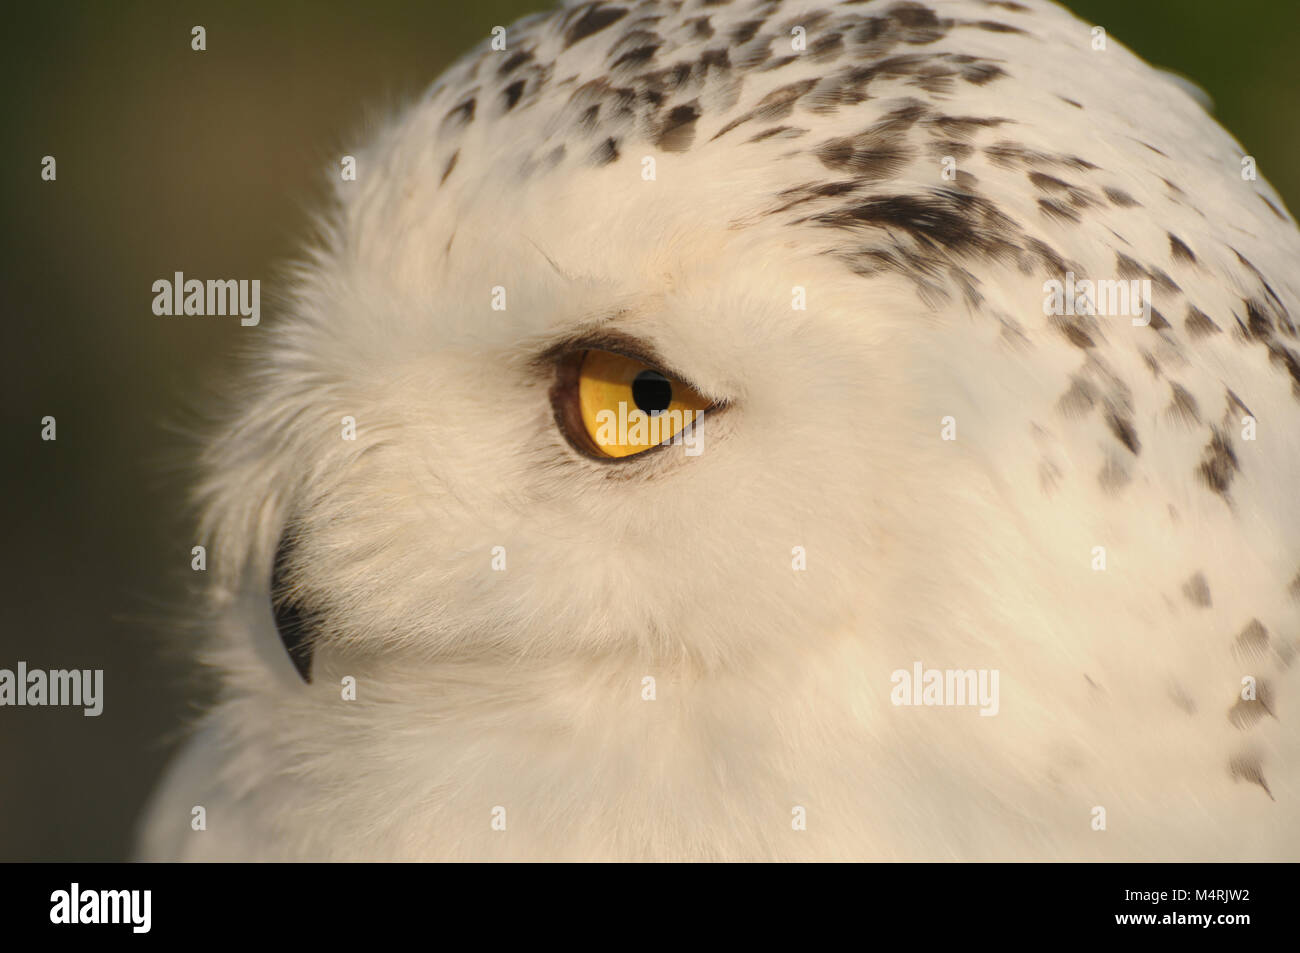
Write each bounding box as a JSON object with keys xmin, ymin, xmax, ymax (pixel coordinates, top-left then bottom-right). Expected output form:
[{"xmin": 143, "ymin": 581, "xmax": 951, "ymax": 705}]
[{"xmin": 2, "ymin": 0, "xmax": 1297, "ymax": 861}]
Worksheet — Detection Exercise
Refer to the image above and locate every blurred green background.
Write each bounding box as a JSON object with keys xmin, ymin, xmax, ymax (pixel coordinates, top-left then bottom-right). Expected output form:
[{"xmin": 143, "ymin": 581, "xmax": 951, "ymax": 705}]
[{"xmin": 2, "ymin": 0, "xmax": 1297, "ymax": 861}]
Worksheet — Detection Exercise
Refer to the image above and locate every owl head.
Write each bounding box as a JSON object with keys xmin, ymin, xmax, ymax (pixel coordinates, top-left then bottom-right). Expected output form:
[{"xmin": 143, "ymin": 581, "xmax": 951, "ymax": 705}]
[{"xmin": 173, "ymin": 0, "xmax": 1300, "ymax": 860}]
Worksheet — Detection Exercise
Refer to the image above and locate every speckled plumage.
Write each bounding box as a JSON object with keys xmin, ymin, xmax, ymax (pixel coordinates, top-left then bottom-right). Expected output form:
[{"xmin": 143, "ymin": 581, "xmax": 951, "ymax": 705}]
[{"xmin": 141, "ymin": 0, "xmax": 1300, "ymax": 860}]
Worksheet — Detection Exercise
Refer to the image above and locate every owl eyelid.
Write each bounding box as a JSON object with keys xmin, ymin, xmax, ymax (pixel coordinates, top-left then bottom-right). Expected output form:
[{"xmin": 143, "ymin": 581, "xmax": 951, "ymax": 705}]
[
  {"xmin": 535, "ymin": 330, "xmax": 724, "ymax": 407},
  {"xmin": 532, "ymin": 328, "xmax": 673, "ymax": 379}
]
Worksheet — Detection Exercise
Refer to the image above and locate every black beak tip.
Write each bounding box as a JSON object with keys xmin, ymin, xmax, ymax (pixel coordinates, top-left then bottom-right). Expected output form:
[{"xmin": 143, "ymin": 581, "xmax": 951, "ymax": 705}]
[{"xmin": 272, "ymin": 530, "xmax": 315, "ymax": 684}]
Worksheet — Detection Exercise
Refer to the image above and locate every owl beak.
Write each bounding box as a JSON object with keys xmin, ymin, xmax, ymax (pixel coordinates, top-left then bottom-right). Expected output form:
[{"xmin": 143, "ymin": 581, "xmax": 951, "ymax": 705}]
[{"xmin": 271, "ymin": 530, "xmax": 315, "ymax": 683}]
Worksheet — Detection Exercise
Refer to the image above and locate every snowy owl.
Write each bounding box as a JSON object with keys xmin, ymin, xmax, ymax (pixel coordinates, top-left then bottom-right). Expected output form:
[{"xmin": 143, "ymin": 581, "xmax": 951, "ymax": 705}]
[{"xmin": 140, "ymin": 0, "xmax": 1300, "ymax": 861}]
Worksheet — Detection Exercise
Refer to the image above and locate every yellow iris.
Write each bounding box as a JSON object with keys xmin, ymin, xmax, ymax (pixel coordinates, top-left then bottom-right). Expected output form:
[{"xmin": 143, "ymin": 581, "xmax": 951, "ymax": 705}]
[{"xmin": 576, "ymin": 350, "xmax": 711, "ymax": 458}]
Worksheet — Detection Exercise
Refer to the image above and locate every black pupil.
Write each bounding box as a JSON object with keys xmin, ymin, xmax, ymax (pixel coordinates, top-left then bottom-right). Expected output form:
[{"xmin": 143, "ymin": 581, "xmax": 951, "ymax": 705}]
[{"xmin": 632, "ymin": 370, "xmax": 673, "ymax": 415}]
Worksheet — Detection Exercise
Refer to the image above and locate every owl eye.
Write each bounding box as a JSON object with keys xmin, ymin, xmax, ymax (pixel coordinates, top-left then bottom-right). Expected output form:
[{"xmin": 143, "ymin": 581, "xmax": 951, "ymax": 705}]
[{"xmin": 553, "ymin": 349, "xmax": 712, "ymax": 459}]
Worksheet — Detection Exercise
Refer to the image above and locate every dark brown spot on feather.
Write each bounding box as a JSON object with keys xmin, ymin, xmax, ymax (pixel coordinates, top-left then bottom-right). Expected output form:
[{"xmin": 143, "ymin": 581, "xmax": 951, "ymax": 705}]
[
  {"xmin": 748, "ymin": 125, "xmax": 807, "ymax": 143},
  {"xmin": 1105, "ymin": 410, "xmax": 1140, "ymax": 455},
  {"xmin": 655, "ymin": 102, "xmax": 700, "ymax": 152},
  {"xmin": 1057, "ymin": 375, "xmax": 1096, "ymax": 417},
  {"xmin": 443, "ymin": 97, "xmax": 476, "ymax": 130},
  {"xmin": 688, "ymin": 16, "xmax": 714, "ymax": 39},
  {"xmin": 1168, "ymin": 684, "xmax": 1196, "ymax": 714},
  {"xmin": 1037, "ymin": 198, "xmax": 1079, "ymax": 224},
  {"xmin": 961, "ymin": 62, "xmax": 1006, "ymax": 85},
  {"xmin": 1025, "ymin": 237, "xmax": 1070, "ymax": 275},
  {"xmin": 565, "ymin": 5, "xmax": 628, "ymax": 48},
  {"xmin": 1168, "ymin": 233, "xmax": 1196, "ymax": 264},
  {"xmin": 1198, "ymin": 428, "xmax": 1239, "ymax": 499},
  {"xmin": 1182, "ymin": 572, "xmax": 1212, "ymax": 608},
  {"xmin": 1057, "ymin": 321, "xmax": 1094, "ymax": 350},
  {"xmin": 591, "ymin": 136, "xmax": 620, "ymax": 165},
  {"xmin": 1228, "ymin": 680, "xmax": 1274, "ymax": 729},
  {"xmin": 502, "ymin": 79, "xmax": 525, "ymax": 111},
  {"xmin": 1243, "ymin": 298, "xmax": 1274, "ymax": 340},
  {"xmin": 810, "ymin": 32, "xmax": 845, "ymax": 61},
  {"xmin": 1150, "ymin": 267, "xmax": 1179, "ymax": 294},
  {"xmin": 498, "ymin": 49, "xmax": 533, "ymax": 76},
  {"xmin": 1185, "ymin": 306, "xmax": 1221, "ymax": 338},
  {"xmin": 1234, "ymin": 620, "xmax": 1271, "ymax": 663},
  {"xmin": 928, "ymin": 140, "xmax": 973, "ymax": 160},
  {"xmin": 611, "ymin": 43, "xmax": 660, "ymax": 69},
  {"xmin": 1266, "ymin": 343, "xmax": 1300, "ymax": 398},
  {"xmin": 1114, "ymin": 253, "xmax": 1147, "ymax": 281},
  {"xmin": 1226, "ymin": 389, "xmax": 1253, "ymax": 418},
  {"xmin": 1097, "ymin": 453, "xmax": 1131, "ymax": 494},
  {"xmin": 1166, "ymin": 382, "xmax": 1200, "ymax": 426},
  {"xmin": 699, "ymin": 47, "xmax": 731, "ymax": 72},
  {"xmin": 1028, "ymin": 172, "xmax": 1070, "ymax": 193},
  {"xmin": 731, "ymin": 18, "xmax": 764, "ymax": 44},
  {"xmin": 759, "ymin": 54, "xmax": 798, "ymax": 72},
  {"xmin": 808, "ymin": 189, "xmax": 1020, "ymax": 260},
  {"xmin": 888, "ymin": 2, "xmax": 949, "ymax": 44},
  {"xmin": 1229, "ymin": 755, "xmax": 1274, "ymax": 800},
  {"xmin": 925, "ymin": 115, "xmax": 1008, "ymax": 138},
  {"xmin": 815, "ymin": 136, "xmax": 913, "ymax": 179},
  {"xmin": 440, "ymin": 150, "xmax": 459, "ymax": 185}
]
